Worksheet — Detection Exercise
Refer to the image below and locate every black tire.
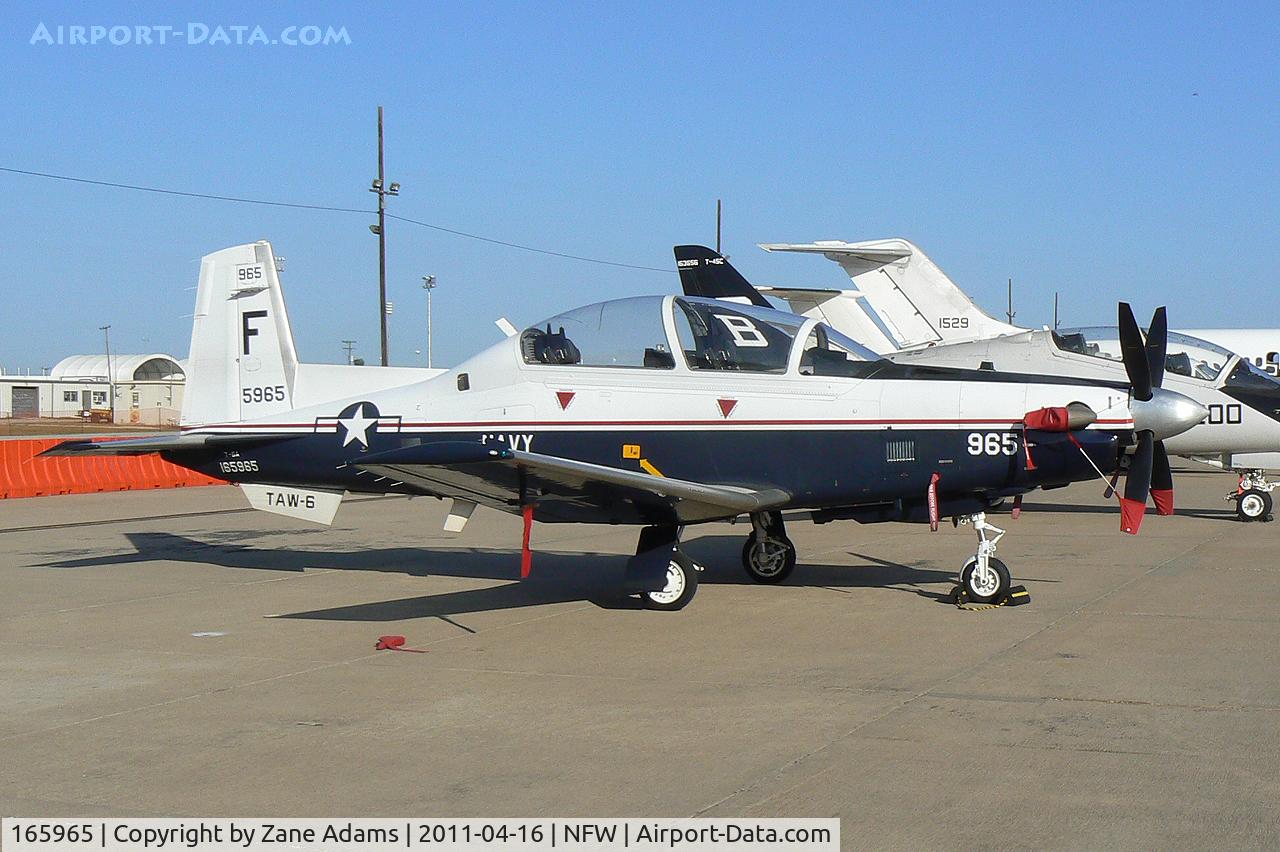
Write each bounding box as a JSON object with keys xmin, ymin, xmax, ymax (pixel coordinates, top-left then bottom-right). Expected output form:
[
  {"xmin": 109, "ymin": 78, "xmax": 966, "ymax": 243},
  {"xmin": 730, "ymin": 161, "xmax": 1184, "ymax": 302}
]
[
  {"xmin": 960, "ymin": 557, "xmax": 1011, "ymax": 604},
  {"xmin": 741, "ymin": 531, "xmax": 797, "ymax": 584},
  {"xmin": 1237, "ymin": 489, "xmax": 1272, "ymax": 522},
  {"xmin": 642, "ymin": 554, "xmax": 698, "ymax": 610}
]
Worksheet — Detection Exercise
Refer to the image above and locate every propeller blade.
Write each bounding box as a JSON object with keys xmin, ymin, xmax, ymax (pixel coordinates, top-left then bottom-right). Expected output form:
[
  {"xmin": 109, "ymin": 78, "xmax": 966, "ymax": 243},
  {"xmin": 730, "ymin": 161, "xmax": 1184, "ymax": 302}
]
[
  {"xmin": 1119, "ymin": 302, "xmax": 1153, "ymax": 401},
  {"xmin": 1121, "ymin": 431, "xmax": 1154, "ymax": 534},
  {"xmin": 1146, "ymin": 306, "xmax": 1168, "ymax": 391},
  {"xmin": 1151, "ymin": 440, "xmax": 1174, "ymax": 515}
]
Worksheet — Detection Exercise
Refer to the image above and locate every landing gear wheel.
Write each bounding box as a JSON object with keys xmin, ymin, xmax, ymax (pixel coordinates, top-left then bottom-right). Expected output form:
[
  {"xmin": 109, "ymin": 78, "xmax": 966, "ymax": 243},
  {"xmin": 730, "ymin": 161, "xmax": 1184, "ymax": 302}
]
[
  {"xmin": 643, "ymin": 554, "xmax": 698, "ymax": 611},
  {"xmin": 1237, "ymin": 489, "xmax": 1272, "ymax": 522},
  {"xmin": 960, "ymin": 557, "xmax": 1011, "ymax": 604},
  {"xmin": 742, "ymin": 531, "xmax": 797, "ymax": 584}
]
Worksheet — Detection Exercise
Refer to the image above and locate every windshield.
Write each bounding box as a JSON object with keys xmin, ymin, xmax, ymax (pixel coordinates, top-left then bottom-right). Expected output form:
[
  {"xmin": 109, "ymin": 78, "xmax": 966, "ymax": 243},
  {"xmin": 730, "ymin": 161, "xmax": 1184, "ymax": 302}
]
[
  {"xmin": 1053, "ymin": 327, "xmax": 1232, "ymax": 382},
  {"xmin": 520, "ymin": 295, "xmax": 675, "ymax": 369},
  {"xmin": 1224, "ymin": 357, "xmax": 1280, "ymax": 392}
]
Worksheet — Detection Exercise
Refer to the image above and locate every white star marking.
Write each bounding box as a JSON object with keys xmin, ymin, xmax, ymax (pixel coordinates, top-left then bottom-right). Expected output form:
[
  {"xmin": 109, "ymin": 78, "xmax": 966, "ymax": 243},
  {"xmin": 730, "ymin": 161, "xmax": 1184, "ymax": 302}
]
[{"xmin": 338, "ymin": 404, "xmax": 377, "ymax": 448}]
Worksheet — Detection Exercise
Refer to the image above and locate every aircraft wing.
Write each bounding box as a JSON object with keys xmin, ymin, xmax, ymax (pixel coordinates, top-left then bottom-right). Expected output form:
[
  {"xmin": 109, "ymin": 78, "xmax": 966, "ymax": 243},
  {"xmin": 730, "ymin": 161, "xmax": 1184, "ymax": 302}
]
[
  {"xmin": 39, "ymin": 433, "xmax": 298, "ymax": 456},
  {"xmin": 354, "ymin": 442, "xmax": 790, "ymax": 524}
]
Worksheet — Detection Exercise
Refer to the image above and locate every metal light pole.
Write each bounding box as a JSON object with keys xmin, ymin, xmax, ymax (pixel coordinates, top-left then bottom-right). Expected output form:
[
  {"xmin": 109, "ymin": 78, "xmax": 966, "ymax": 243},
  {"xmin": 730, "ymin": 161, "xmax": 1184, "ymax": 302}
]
[
  {"xmin": 369, "ymin": 105, "xmax": 400, "ymax": 367},
  {"xmin": 422, "ymin": 275, "xmax": 437, "ymax": 368},
  {"xmin": 99, "ymin": 324, "xmax": 114, "ymax": 422}
]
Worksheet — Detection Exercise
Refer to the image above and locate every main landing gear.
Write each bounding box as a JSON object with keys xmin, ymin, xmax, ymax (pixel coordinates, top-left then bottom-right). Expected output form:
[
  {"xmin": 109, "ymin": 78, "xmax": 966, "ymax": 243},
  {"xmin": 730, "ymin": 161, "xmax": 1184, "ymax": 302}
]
[
  {"xmin": 1229, "ymin": 471, "xmax": 1275, "ymax": 523},
  {"xmin": 626, "ymin": 525, "xmax": 701, "ymax": 610},
  {"xmin": 742, "ymin": 511, "xmax": 797, "ymax": 584},
  {"xmin": 953, "ymin": 512, "xmax": 1015, "ymax": 604}
]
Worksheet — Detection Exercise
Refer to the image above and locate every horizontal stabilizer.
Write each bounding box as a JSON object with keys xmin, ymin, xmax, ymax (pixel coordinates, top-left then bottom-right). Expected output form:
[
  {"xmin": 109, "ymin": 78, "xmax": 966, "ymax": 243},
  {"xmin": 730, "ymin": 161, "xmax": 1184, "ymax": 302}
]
[
  {"xmin": 759, "ymin": 242, "xmax": 912, "ymax": 261},
  {"xmin": 39, "ymin": 433, "xmax": 298, "ymax": 457},
  {"xmin": 758, "ymin": 286, "xmax": 865, "ymax": 301}
]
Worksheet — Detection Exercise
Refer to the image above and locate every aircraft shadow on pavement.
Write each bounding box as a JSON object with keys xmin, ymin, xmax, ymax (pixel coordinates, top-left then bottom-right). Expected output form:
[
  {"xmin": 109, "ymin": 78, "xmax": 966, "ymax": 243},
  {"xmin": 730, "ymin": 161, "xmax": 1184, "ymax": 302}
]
[
  {"xmin": 35, "ymin": 532, "xmax": 958, "ymax": 620},
  {"xmin": 1017, "ymin": 502, "xmax": 1239, "ymax": 520}
]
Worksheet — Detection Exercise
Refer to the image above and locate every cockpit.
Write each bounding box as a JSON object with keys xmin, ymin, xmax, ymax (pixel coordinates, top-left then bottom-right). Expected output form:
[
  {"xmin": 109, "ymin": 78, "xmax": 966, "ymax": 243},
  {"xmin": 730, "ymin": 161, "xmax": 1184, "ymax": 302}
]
[
  {"xmin": 519, "ymin": 295, "xmax": 880, "ymax": 375},
  {"xmin": 1052, "ymin": 326, "xmax": 1233, "ymax": 382}
]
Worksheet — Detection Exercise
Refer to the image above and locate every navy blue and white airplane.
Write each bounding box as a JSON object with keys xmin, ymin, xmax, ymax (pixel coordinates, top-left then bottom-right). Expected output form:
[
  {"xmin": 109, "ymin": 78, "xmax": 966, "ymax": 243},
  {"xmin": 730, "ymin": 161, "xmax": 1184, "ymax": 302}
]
[{"xmin": 46, "ymin": 241, "xmax": 1205, "ymax": 610}]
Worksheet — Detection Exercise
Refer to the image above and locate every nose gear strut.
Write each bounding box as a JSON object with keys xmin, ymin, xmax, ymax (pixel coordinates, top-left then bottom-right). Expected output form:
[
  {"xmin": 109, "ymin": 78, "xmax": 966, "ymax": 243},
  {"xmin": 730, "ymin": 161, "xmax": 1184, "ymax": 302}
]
[{"xmin": 949, "ymin": 512, "xmax": 1030, "ymax": 608}]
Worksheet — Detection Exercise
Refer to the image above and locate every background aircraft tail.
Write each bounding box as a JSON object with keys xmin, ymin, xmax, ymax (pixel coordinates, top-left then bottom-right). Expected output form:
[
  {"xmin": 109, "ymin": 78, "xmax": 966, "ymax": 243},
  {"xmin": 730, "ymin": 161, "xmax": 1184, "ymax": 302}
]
[
  {"xmin": 759, "ymin": 238, "xmax": 1023, "ymax": 349},
  {"xmin": 181, "ymin": 241, "xmax": 298, "ymax": 427},
  {"xmin": 674, "ymin": 245, "xmax": 772, "ymax": 307},
  {"xmin": 673, "ymin": 244, "xmax": 901, "ymax": 354}
]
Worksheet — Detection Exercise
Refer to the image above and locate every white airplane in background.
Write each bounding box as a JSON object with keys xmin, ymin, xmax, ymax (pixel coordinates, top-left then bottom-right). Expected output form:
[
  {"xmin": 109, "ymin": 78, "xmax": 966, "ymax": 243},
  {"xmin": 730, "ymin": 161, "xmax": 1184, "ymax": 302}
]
[
  {"xmin": 679, "ymin": 241, "xmax": 1280, "ymax": 522},
  {"xmin": 756, "ymin": 238, "xmax": 1280, "ymax": 374}
]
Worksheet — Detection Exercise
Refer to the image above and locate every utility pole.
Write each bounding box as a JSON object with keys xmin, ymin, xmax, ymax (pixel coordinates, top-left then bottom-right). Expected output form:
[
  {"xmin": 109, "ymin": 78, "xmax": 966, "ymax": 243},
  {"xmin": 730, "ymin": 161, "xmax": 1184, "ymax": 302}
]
[
  {"xmin": 341, "ymin": 340, "xmax": 357, "ymax": 366},
  {"xmin": 422, "ymin": 275, "xmax": 438, "ymax": 368},
  {"xmin": 1006, "ymin": 278, "xmax": 1016, "ymax": 325},
  {"xmin": 716, "ymin": 199, "xmax": 722, "ymax": 254},
  {"xmin": 369, "ymin": 105, "xmax": 400, "ymax": 367},
  {"xmin": 99, "ymin": 324, "xmax": 114, "ymax": 422}
]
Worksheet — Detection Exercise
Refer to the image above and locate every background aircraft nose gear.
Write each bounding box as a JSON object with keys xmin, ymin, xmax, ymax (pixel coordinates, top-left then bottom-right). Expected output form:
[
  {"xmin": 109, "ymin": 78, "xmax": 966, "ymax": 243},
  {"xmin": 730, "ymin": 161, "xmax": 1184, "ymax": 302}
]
[
  {"xmin": 950, "ymin": 512, "xmax": 1027, "ymax": 606},
  {"xmin": 742, "ymin": 511, "xmax": 797, "ymax": 583},
  {"xmin": 1231, "ymin": 471, "xmax": 1275, "ymax": 522}
]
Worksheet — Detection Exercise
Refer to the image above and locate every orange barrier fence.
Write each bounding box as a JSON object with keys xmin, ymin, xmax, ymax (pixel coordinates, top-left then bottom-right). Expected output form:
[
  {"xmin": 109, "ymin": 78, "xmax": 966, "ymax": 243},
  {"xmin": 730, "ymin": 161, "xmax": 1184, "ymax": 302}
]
[{"xmin": 0, "ymin": 438, "xmax": 227, "ymax": 499}]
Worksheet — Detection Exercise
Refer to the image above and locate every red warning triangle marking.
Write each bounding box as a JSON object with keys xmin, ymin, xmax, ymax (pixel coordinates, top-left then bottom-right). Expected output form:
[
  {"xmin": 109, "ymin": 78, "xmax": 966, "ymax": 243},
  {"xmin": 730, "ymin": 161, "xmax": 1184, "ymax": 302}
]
[
  {"xmin": 556, "ymin": 390, "xmax": 576, "ymax": 410},
  {"xmin": 717, "ymin": 398, "xmax": 737, "ymax": 418}
]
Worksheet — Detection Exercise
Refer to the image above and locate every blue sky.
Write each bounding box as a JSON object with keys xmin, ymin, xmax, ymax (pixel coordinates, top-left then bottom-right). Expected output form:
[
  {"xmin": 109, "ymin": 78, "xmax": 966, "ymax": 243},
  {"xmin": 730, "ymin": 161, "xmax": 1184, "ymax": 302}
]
[{"xmin": 1, "ymin": 1, "xmax": 1277, "ymax": 369}]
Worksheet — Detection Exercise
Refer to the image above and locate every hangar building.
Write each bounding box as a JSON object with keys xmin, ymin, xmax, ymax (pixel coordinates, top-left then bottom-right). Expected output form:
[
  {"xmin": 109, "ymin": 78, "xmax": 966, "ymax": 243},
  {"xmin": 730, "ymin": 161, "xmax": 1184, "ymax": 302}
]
[{"xmin": 0, "ymin": 354, "xmax": 186, "ymax": 425}]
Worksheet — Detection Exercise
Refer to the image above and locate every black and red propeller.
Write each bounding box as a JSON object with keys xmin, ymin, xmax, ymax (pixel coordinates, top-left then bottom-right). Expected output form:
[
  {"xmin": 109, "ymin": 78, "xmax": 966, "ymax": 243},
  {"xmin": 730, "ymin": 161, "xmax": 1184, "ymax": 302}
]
[{"xmin": 1117, "ymin": 303, "xmax": 1178, "ymax": 534}]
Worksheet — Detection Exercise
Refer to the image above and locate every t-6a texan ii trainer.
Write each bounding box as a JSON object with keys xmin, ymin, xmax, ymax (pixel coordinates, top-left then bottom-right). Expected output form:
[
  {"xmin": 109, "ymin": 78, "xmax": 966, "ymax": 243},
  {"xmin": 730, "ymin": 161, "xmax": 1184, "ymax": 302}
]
[{"xmin": 46, "ymin": 241, "xmax": 1205, "ymax": 610}]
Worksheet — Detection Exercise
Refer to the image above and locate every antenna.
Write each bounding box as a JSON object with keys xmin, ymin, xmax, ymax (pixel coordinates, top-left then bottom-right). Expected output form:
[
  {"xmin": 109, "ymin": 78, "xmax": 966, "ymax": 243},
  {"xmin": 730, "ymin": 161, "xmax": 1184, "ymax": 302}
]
[
  {"xmin": 715, "ymin": 199, "xmax": 722, "ymax": 254},
  {"xmin": 1006, "ymin": 278, "xmax": 1016, "ymax": 325},
  {"xmin": 1053, "ymin": 291, "xmax": 1060, "ymax": 330}
]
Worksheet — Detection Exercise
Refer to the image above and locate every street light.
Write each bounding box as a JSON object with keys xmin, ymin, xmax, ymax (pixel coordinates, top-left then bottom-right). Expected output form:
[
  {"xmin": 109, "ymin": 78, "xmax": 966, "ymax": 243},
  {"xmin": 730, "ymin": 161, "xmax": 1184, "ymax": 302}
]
[{"xmin": 422, "ymin": 275, "xmax": 438, "ymax": 368}]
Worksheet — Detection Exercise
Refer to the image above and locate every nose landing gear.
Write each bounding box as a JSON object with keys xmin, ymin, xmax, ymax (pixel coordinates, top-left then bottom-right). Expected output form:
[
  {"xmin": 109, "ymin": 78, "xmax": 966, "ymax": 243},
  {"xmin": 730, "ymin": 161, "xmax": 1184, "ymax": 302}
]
[
  {"xmin": 1229, "ymin": 471, "xmax": 1275, "ymax": 523},
  {"xmin": 952, "ymin": 512, "xmax": 1026, "ymax": 607}
]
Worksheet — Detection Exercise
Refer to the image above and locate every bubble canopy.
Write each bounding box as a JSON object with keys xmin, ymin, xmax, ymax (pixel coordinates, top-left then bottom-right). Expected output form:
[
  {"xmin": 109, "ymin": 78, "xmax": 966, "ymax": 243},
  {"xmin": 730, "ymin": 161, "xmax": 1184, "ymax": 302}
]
[
  {"xmin": 518, "ymin": 295, "xmax": 880, "ymax": 373},
  {"xmin": 1053, "ymin": 326, "xmax": 1235, "ymax": 382}
]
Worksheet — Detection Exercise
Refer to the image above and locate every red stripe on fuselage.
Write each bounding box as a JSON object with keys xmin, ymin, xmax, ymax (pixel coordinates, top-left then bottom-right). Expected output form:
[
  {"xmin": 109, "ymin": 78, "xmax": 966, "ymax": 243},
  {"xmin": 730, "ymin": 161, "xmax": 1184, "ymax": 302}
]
[{"xmin": 183, "ymin": 417, "xmax": 1136, "ymax": 431}]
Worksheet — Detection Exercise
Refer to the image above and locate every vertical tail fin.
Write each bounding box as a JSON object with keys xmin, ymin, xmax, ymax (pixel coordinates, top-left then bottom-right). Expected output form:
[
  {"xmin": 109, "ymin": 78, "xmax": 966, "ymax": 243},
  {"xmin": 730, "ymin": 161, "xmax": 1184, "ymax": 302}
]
[
  {"xmin": 181, "ymin": 241, "xmax": 298, "ymax": 427},
  {"xmin": 758, "ymin": 239, "xmax": 1023, "ymax": 348},
  {"xmin": 674, "ymin": 245, "xmax": 773, "ymax": 307}
]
